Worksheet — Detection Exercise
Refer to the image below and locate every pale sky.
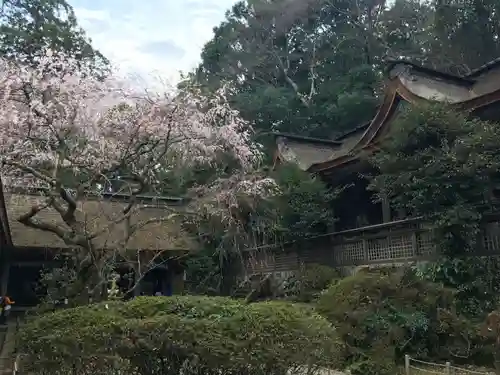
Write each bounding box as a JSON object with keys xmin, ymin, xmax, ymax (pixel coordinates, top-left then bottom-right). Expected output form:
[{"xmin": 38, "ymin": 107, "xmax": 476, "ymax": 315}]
[{"xmin": 68, "ymin": 0, "xmax": 238, "ymax": 83}]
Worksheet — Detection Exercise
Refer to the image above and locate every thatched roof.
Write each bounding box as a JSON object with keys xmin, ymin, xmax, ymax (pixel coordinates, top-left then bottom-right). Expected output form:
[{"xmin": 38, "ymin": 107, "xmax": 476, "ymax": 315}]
[
  {"xmin": 275, "ymin": 130, "xmax": 364, "ymax": 171},
  {"xmin": 4, "ymin": 193, "xmax": 197, "ymax": 251}
]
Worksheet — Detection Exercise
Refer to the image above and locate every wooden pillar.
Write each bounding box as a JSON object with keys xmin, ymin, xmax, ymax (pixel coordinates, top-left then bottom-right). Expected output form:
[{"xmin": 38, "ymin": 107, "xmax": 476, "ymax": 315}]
[
  {"xmin": 0, "ymin": 260, "xmax": 9, "ymax": 296},
  {"xmin": 381, "ymin": 194, "xmax": 391, "ymax": 223},
  {"xmin": 133, "ymin": 265, "xmax": 142, "ymax": 297},
  {"xmin": 330, "ymin": 208, "xmax": 336, "ymax": 233},
  {"xmin": 171, "ymin": 272, "xmax": 185, "ymax": 295}
]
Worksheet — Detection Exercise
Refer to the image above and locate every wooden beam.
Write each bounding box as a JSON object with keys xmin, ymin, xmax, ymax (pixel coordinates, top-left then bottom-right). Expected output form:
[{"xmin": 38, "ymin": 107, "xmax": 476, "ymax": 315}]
[
  {"xmin": 0, "ymin": 262, "xmax": 9, "ymax": 295},
  {"xmin": 382, "ymin": 195, "xmax": 391, "ymax": 223}
]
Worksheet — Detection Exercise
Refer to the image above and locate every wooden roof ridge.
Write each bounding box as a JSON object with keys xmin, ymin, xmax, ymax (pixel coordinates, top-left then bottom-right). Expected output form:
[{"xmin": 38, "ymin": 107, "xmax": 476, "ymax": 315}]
[
  {"xmin": 334, "ymin": 121, "xmax": 371, "ymax": 141},
  {"xmin": 283, "ymin": 56, "xmax": 500, "ymax": 173},
  {"xmin": 309, "ymin": 82, "xmax": 401, "ymax": 173},
  {"xmin": 385, "ymin": 59, "xmax": 475, "ymax": 85},
  {"xmin": 311, "ymin": 82, "xmax": 500, "ymax": 172},
  {"xmin": 385, "ymin": 56, "xmax": 500, "ymax": 83}
]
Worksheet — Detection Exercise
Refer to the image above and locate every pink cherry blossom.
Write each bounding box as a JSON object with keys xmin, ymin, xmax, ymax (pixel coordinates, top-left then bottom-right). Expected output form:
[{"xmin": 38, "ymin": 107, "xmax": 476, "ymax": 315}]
[
  {"xmin": 0, "ymin": 50, "xmax": 279, "ymax": 298},
  {"xmin": 0, "ymin": 50, "xmax": 263, "ymax": 191}
]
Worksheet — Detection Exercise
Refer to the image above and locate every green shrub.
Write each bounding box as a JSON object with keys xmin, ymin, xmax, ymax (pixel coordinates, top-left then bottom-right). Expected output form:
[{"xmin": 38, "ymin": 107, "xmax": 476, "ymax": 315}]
[
  {"xmin": 413, "ymin": 257, "xmax": 500, "ymax": 319},
  {"xmin": 284, "ymin": 263, "xmax": 340, "ymax": 302},
  {"xmin": 19, "ymin": 296, "xmax": 345, "ymax": 375},
  {"xmin": 348, "ymin": 359, "xmax": 396, "ymax": 375},
  {"xmin": 316, "ymin": 268, "xmax": 489, "ymax": 367}
]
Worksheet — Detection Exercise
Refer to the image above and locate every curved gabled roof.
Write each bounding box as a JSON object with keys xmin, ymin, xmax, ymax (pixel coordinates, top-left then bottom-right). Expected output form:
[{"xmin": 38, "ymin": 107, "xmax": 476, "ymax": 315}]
[{"xmin": 275, "ymin": 58, "xmax": 500, "ymax": 173}]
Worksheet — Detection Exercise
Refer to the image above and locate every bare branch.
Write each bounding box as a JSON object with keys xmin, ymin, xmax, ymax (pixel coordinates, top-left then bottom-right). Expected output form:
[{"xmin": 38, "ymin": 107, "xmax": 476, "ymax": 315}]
[
  {"xmin": 3, "ymin": 160, "xmax": 55, "ymax": 185},
  {"xmin": 17, "ymin": 197, "xmax": 69, "ymax": 240},
  {"xmin": 306, "ymin": 42, "xmax": 317, "ymax": 103}
]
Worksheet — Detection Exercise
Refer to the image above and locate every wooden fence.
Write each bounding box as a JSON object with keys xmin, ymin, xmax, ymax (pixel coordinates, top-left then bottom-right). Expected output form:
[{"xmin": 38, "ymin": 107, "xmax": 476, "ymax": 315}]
[{"xmin": 404, "ymin": 355, "xmax": 493, "ymax": 375}]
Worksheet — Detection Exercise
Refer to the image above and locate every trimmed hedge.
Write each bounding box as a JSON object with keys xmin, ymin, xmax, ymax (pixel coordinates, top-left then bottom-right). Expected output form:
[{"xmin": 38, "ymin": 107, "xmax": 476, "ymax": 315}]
[
  {"xmin": 316, "ymin": 268, "xmax": 492, "ymax": 374},
  {"xmin": 19, "ymin": 296, "xmax": 344, "ymax": 375}
]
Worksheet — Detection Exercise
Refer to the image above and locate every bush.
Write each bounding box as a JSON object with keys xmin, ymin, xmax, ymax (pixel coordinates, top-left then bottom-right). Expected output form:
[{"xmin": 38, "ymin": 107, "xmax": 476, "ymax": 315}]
[
  {"xmin": 483, "ymin": 311, "xmax": 500, "ymax": 372},
  {"xmin": 19, "ymin": 296, "xmax": 345, "ymax": 375},
  {"xmin": 284, "ymin": 263, "xmax": 340, "ymax": 302},
  {"xmin": 413, "ymin": 257, "xmax": 500, "ymax": 319},
  {"xmin": 316, "ymin": 268, "xmax": 490, "ymax": 370},
  {"xmin": 348, "ymin": 359, "xmax": 396, "ymax": 375}
]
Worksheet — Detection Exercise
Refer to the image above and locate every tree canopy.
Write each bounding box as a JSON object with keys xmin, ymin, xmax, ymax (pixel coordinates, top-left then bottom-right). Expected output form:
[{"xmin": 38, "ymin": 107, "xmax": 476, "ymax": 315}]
[
  {"xmin": 190, "ymin": 0, "xmax": 500, "ymax": 140},
  {"xmin": 369, "ymin": 103, "xmax": 500, "ymax": 254},
  {"xmin": 0, "ymin": 0, "xmax": 109, "ymax": 73},
  {"xmin": 0, "ymin": 50, "xmax": 272, "ymax": 300}
]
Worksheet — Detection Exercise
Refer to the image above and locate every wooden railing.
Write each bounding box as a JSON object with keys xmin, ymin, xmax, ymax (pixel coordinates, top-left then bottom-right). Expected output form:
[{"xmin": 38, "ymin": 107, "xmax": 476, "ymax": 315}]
[
  {"xmin": 332, "ymin": 219, "xmax": 500, "ymax": 266},
  {"xmin": 332, "ymin": 218, "xmax": 434, "ymax": 265},
  {"xmin": 244, "ymin": 219, "xmax": 500, "ymax": 275}
]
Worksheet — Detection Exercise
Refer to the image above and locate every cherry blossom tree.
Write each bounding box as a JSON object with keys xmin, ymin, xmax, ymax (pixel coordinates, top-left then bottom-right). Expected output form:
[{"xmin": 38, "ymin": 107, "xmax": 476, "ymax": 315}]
[{"xmin": 0, "ymin": 50, "xmax": 271, "ymax": 298}]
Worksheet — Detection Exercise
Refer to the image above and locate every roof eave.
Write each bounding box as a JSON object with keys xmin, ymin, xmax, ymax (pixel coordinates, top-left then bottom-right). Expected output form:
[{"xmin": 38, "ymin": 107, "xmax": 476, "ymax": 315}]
[
  {"xmin": 272, "ymin": 132, "xmax": 342, "ymax": 146},
  {"xmin": 466, "ymin": 57, "xmax": 500, "ymax": 78}
]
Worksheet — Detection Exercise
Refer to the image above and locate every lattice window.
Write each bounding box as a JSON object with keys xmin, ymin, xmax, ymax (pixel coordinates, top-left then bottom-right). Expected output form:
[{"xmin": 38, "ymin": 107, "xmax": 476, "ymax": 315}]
[
  {"xmin": 417, "ymin": 231, "xmax": 435, "ymax": 256},
  {"xmin": 483, "ymin": 222, "xmax": 500, "ymax": 253},
  {"xmin": 366, "ymin": 234, "xmax": 413, "ymax": 261},
  {"xmin": 333, "ymin": 241, "xmax": 364, "ymax": 264},
  {"xmin": 390, "ymin": 234, "xmax": 414, "ymax": 258},
  {"xmin": 366, "ymin": 237, "xmax": 386, "ymax": 261}
]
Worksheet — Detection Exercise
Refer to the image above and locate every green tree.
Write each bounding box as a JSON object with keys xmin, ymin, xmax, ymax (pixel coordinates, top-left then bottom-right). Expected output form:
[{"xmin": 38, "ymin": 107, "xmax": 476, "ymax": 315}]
[
  {"xmin": 192, "ymin": 0, "xmax": 402, "ymax": 138},
  {"xmin": 0, "ymin": 0, "xmax": 109, "ymax": 73},
  {"xmin": 431, "ymin": 0, "xmax": 500, "ymax": 74},
  {"xmin": 183, "ymin": 163, "xmax": 338, "ymax": 295},
  {"xmin": 270, "ymin": 163, "xmax": 337, "ymax": 239},
  {"xmin": 369, "ymin": 103, "xmax": 500, "ymax": 254},
  {"xmin": 191, "ymin": 0, "xmax": 500, "ymax": 144},
  {"xmin": 413, "ymin": 257, "xmax": 500, "ymax": 318},
  {"xmin": 316, "ymin": 268, "xmax": 490, "ymax": 372}
]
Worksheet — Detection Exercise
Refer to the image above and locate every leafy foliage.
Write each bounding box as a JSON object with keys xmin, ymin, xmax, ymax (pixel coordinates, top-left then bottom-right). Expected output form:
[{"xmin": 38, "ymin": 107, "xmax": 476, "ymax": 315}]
[
  {"xmin": 183, "ymin": 249, "xmax": 222, "ymax": 295},
  {"xmin": 183, "ymin": 164, "xmax": 337, "ymax": 295},
  {"xmin": 432, "ymin": 0, "xmax": 500, "ymax": 72},
  {"xmin": 414, "ymin": 258, "xmax": 500, "ymax": 319},
  {"xmin": 0, "ymin": 0, "xmax": 109, "ymax": 73},
  {"xmin": 270, "ymin": 164, "xmax": 337, "ymax": 239},
  {"xmin": 0, "ymin": 50, "xmax": 272, "ymax": 302},
  {"xmin": 283, "ymin": 263, "xmax": 340, "ymax": 302},
  {"xmin": 19, "ymin": 296, "xmax": 345, "ymax": 375},
  {"xmin": 191, "ymin": 0, "xmax": 500, "ymax": 140},
  {"xmin": 315, "ymin": 268, "xmax": 492, "ymax": 371},
  {"xmin": 369, "ymin": 103, "xmax": 500, "ymax": 254}
]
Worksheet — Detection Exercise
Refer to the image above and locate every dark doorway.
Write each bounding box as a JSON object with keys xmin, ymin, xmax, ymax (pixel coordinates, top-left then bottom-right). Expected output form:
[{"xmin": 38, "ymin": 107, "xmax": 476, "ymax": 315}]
[
  {"xmin": 141, "ymin": 267, "xmax": 172, "ymax": 296},
  {"xmin": 7, "ymin": 265, "xmax": 43, "ymax": 307}
]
